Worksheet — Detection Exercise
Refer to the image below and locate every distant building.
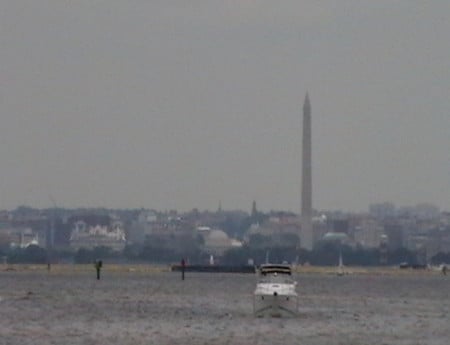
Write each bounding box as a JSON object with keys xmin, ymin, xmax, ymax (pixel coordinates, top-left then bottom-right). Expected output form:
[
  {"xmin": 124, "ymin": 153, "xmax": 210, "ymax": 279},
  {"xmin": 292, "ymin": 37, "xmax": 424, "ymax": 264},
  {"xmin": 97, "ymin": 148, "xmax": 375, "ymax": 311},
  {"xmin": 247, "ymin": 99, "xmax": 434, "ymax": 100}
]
[
  {"xmin": 0, "ymin": 210, "xmax": 12, "ymax": 222},
  {"xmin": 137, "ymin": 210, "xmax": 158, "ymax": 224},
  {"xmin": 0, "ymin": 227, "xmax": 41, "ymax": 248},
  {"xmin": 353, "ymin": 219, "xmax": 385, "ymax": 248},
  {"xmin": 332, "ymin": 219, "xmax": 349, "ymax": 234},
  {"xmin": 383, "ymin": 222, "xmax": 404, "ymax": 250},
  {"xmin": 246, "ymin": 215, "xmax": 300, "ymax": 239},
  {"xmin": 197, "ymin": 226, "xmax": 241, "ymax": 256},
  {"xmin": 69, "ymin": 215, "xmax": 126, "ymax": 251}
]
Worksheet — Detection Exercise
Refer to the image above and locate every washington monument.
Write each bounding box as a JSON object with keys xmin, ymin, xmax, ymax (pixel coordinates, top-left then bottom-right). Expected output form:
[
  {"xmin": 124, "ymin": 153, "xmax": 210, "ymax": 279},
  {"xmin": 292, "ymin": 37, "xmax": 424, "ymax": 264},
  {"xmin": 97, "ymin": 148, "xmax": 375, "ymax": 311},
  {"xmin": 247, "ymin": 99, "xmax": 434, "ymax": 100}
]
[{"xmin": 301, "ymin": 93, "xmax": 313, "ymax": 250}]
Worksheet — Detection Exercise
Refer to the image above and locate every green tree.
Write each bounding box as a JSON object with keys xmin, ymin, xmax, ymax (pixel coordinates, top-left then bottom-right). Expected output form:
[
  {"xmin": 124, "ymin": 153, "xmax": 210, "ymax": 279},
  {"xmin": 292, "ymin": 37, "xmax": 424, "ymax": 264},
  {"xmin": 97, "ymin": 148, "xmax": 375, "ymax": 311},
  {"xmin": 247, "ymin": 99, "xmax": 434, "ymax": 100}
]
[{"xmin": 7, "ymin": 245, "xmax": 47, "ymax": 264}]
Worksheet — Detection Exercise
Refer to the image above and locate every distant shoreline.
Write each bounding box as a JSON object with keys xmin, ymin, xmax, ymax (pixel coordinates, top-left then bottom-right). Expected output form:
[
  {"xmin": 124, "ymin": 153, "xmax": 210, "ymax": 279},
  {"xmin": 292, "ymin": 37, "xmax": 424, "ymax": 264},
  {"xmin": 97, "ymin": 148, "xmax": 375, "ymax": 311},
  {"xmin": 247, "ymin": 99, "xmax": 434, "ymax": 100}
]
[{"xmin": 1, "ymin": 263, "xmax": 440, "ymax": 275}]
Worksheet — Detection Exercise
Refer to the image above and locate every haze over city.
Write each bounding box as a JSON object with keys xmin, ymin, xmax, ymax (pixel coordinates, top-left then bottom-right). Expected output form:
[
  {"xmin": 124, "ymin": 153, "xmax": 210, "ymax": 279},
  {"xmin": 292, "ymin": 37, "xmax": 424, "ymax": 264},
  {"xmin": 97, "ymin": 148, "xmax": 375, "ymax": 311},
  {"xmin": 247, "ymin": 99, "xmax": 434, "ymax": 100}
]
[{"xmin": 1, "ymin": 1, "xmax": 449, "ymax": 212}]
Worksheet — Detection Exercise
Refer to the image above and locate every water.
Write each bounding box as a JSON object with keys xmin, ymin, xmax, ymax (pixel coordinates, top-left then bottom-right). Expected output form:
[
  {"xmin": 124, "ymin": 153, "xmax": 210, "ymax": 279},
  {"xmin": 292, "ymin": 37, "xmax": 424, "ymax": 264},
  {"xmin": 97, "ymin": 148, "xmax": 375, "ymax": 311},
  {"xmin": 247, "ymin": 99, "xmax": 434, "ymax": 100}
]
[{"xmin": 1, "ymin": 269, "xmax": 449, "ymax": 344}]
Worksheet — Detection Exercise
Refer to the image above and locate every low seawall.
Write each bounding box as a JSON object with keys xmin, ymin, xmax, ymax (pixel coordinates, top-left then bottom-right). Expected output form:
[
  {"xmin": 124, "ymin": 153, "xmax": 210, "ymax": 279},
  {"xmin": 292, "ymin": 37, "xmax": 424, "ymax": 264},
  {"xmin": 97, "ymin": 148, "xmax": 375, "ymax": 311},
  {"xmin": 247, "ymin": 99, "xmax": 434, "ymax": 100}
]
[{"xmin": 171, "ymin": 265, "xmax": 256, "ymax": 273}]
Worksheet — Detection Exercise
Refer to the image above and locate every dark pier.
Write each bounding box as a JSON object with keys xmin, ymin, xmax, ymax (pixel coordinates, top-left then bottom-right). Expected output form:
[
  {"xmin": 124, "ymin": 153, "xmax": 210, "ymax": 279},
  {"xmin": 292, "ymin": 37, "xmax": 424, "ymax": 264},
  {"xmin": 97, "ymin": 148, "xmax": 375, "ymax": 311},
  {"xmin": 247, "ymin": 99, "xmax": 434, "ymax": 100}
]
[{"xmin": 171, "ymin": 265, "xmax": 256, "ymax": 273}]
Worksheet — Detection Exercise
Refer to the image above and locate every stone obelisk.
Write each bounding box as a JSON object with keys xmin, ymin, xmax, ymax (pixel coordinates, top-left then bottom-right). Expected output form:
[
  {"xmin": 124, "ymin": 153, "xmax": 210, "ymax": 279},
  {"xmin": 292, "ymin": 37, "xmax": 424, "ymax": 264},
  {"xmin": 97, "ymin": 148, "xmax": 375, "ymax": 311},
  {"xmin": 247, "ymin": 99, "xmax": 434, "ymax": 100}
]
[{"xmin": 301, "ymin": 93, "xmax": 313, "ymax": 250}]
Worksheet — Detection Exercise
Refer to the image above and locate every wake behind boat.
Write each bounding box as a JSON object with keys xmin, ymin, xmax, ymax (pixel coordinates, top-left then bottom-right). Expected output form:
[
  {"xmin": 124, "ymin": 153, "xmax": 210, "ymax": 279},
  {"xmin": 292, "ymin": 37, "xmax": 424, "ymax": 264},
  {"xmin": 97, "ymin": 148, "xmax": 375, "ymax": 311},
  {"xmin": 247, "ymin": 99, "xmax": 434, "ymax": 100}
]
[{"xmin": 253, "ymin": 264, "xmax": 298, "ymax": 317}]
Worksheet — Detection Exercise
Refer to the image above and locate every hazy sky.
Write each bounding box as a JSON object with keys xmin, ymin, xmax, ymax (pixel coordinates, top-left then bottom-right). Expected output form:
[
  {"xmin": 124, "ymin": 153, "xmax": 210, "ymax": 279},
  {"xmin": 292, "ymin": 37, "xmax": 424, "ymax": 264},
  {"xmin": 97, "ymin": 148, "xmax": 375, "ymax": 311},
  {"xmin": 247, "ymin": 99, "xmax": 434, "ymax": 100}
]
[{"xmin": 0, "ymin": 1, "xmax": 449, "ymax": 213}]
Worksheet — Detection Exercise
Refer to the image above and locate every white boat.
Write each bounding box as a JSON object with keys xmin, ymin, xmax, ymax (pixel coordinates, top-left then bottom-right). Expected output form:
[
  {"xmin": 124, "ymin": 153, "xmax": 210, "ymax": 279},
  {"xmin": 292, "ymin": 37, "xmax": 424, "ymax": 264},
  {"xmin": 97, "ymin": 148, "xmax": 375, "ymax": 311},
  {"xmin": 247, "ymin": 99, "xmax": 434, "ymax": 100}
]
[{"xmin": 253, "ymin": 264, "xmax": 298, "ymax": 317}]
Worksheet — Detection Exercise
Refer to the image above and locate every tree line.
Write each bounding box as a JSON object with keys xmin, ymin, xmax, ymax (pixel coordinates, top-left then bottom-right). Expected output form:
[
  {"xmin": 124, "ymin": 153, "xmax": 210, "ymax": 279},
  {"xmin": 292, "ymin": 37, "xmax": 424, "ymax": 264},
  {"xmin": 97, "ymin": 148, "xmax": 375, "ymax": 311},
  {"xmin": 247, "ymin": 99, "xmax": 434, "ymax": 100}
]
[{"xmin": 2, "ymin": 242, "xmax": 448, "ymax": 266}]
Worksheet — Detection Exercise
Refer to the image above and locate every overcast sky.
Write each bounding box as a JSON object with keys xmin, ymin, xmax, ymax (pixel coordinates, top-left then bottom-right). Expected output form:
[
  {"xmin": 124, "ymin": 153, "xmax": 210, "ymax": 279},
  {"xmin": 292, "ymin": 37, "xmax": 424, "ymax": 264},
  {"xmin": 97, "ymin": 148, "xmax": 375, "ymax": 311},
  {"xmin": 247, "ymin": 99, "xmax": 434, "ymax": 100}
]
[{"xmin": 0, "ymin": 1, "xmax": 449, "ymax": 213}]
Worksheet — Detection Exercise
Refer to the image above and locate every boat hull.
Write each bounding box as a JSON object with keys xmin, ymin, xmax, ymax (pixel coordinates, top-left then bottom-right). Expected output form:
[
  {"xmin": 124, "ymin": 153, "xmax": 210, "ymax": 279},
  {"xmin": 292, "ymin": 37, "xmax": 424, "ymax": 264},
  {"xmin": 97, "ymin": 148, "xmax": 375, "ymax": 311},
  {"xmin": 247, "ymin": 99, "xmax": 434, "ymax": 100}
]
[{"xmin": 253, "ymin": 292, "xmax": 298, "ymax": 317}]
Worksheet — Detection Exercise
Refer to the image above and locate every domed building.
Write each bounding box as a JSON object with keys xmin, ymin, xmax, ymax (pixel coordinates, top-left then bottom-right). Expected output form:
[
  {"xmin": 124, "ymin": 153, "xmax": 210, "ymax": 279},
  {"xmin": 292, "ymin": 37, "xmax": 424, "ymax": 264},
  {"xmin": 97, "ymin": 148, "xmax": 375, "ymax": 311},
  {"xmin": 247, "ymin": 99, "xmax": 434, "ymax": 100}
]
[{"xmin": 198, "ymin": 227, "xmax": 234, "ymax": 256}]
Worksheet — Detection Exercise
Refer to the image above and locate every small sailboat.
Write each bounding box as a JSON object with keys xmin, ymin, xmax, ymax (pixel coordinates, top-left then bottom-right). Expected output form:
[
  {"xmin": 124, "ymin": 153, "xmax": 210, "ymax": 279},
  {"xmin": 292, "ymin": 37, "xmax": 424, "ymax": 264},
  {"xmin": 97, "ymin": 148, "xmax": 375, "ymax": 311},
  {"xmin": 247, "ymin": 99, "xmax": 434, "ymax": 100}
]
[{"xmin": 337, "ymin": 250, "xmax": 345, "ymax": 276}]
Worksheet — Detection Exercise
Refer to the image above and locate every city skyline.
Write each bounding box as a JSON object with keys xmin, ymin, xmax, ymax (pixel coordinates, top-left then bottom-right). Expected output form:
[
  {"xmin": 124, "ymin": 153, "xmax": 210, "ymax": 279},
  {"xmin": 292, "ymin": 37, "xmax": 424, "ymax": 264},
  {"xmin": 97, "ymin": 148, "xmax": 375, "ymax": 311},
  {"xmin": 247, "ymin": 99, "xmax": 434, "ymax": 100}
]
[{"xmin": 0, "ymin": 1, "xmax": 449, "ymax": 213}]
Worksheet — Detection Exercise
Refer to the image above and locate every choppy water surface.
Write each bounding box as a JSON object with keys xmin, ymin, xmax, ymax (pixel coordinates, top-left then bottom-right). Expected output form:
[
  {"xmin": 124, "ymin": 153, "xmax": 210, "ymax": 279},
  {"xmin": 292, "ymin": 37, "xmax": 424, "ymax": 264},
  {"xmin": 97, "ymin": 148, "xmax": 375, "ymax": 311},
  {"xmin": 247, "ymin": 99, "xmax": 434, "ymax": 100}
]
[{"xmin": 1, "ymin": 269, "xmax": 449, "ymax": 345}]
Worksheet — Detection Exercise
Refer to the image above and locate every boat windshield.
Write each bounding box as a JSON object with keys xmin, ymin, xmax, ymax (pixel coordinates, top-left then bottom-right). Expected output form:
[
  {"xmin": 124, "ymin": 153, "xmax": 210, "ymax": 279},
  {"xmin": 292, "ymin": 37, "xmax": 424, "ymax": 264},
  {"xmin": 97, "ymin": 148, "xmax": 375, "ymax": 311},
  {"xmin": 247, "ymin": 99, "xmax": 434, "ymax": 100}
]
[{"xmin": 259, "ymin": 265, "xmax": 292, "ymax": 276}]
